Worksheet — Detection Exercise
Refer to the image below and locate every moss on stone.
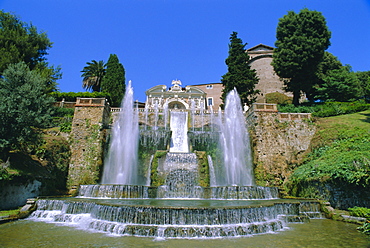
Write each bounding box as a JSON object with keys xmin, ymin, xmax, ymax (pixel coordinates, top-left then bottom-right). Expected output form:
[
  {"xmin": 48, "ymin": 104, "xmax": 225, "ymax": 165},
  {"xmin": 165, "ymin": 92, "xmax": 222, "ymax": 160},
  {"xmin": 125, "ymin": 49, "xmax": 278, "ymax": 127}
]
[
  {"xmin": 195, "ymin": 151, "xmax": 210, "ymax": 187},
  {"xmin": 150, "ymin": 150, "xmax": 167, "ymax": 187}
]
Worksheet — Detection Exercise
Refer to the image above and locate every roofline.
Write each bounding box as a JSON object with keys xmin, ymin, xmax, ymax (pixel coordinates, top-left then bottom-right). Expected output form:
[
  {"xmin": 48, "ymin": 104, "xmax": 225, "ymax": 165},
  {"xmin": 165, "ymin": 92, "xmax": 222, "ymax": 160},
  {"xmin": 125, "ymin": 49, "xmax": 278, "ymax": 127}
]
[
  {"xmin": 247, "ymin": 43, "xmax": 274, "ymax": 52},
  {"xmin": 189, "ymin": 82, "xmax": 222, "ymax": 86}
]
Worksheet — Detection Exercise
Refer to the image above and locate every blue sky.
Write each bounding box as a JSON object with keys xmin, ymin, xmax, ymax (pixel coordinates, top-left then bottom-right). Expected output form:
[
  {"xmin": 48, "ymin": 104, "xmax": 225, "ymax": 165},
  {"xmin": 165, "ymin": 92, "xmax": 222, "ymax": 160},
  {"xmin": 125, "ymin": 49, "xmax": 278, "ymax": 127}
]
[{"xmin": 1, "ymin": 0, "xmax": 370, "ymax": 102}]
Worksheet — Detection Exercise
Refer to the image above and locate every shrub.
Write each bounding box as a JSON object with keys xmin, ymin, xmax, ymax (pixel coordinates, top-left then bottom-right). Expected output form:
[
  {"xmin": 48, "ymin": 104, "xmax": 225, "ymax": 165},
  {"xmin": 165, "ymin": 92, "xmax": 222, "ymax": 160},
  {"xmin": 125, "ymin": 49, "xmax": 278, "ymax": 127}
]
[
  {"xmin": 50, "ymin": 92, "xmax": 111, "ymax": 103},
  {"xmin": 265, "ymin": 92, "xmax": 292, "ymax": 104},
  {"xmin": 348, "ymin": 206, "xmax": 370, "ymax": 218},
  {"xmin": 52, "ymin": 107, "xmax": 75, "ymax": 117},
  {"xmin": 349, "ymin": 207, "xmax": 370, "ymax": 236},
  {"xmin": 278, "ymin": 101, "xmax": 370, "ymax": 117}
]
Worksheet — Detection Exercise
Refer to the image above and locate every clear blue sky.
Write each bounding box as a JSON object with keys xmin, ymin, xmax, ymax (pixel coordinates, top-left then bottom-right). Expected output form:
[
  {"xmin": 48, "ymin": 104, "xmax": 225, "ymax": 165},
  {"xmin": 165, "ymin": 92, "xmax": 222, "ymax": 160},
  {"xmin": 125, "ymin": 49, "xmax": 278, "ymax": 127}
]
[{"xmin": 1, "ymin": 0, "xmax": 370, "ymax": 102}]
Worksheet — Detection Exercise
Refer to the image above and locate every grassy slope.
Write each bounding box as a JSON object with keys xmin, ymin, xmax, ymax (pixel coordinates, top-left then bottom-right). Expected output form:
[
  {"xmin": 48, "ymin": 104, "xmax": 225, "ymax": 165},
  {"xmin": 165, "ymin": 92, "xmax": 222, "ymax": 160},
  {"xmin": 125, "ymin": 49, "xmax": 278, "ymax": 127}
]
[{"xmin": 286, "ymin": 110, "xmax": 370, "ymax": 194}]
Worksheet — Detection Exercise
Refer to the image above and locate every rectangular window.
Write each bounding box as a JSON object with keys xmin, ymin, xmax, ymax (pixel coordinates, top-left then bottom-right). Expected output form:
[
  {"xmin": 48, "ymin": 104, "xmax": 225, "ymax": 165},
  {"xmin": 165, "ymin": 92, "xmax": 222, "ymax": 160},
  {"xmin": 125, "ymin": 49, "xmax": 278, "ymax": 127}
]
[
  {"xmin": 206, "ymin": 85, "xmax": 213, "ymax": 89},
  {"xmin": 207, "ymin": 97, "xmax": 213, "ymax": 106}
]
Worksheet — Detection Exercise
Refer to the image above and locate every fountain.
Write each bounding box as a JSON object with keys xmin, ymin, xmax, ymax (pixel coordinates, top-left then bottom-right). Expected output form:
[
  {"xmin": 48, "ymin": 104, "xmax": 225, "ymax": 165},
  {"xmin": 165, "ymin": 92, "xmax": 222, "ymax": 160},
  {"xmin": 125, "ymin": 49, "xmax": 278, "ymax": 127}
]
[
  {"xmin": 101, "ymin": 81, "xmax": 139, "ymax": 185},
  {"xmin": 27, "ymin": 84, "xmax": 324, "ymax": 239}
]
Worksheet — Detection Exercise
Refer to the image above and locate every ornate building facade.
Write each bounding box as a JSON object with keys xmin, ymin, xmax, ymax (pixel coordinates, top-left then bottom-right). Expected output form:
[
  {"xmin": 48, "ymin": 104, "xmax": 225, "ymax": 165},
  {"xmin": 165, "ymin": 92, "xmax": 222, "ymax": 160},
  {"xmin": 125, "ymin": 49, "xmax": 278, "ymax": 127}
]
[
  {"xmin": 145, "ymin": 44, "xmax": 292, "ymax": 110},
  {"xmin": 145, "ymin": 80, "xmax": 207, "ymax": 111}
]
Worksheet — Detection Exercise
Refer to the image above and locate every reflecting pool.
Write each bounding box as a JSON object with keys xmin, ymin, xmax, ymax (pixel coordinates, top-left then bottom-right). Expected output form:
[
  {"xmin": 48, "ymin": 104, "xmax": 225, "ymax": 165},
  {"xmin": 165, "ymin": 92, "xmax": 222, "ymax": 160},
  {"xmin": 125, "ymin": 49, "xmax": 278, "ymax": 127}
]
[{"xmin": 0, "ymin": 219, "xmax": 368, "ymax": 247}]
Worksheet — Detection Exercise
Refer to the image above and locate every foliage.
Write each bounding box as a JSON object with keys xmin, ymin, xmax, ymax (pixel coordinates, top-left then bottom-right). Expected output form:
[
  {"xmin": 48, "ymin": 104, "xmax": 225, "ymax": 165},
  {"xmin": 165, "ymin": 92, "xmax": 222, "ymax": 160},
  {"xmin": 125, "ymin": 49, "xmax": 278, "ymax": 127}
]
[
  {"xmin": 221, "ymin": 32, "xmax": 259, "ymax": 106},
  {"xmin": 315, "ymin": 65, "xmax": 361, "ymax": 102},
  {"xmin": 50, "ymin": 91, "xmax": 111, "ymax": 102},
  {"xmin": 59, "ymin": 121, "xmax": 72, "ymax": 133},
  {"xmin": 278, "ymin": 101, "xmax": 370, "ymax": 117},
  {"xmin": 52, "ymin": 107, "xmax": 75, "ymax": 117},
  {"xmin": 285, "ymin": 111, "xmax": 370, "ymax": 198},
  {"xmin": 0, "ymin": 207, "xmax": 21, "ymax": 217},
  {"xmin": 349, "ymin": 207, "xmax": 370, "ymax": 236},
  {"xmin": 316, "ymin": 52, "xmax": 343, "ymax": 82},
  {"xmin": 81, "ymin": 60, "xmax": 106, "ymax": 92},
  {"xmin": 348, "ymin": 206, "xmax": 370, "ymax": 218},
  {"xmin": 0, "ymin": 62, "xmax": 54, "ymax": 158},
  {"xmin": 354, "ymin": 71, "xmax": 370, "ymax": 101},
  {"xmin": 150, "ymin": 151, "xmax": 167, "ymax": 187},
  {"xmin": 0, "ymin": 10, "xmax": 60, "ymax": 92},
  {"xmin": 272, "ymin": 8, "xmax": 331, "ymax": 105},
  {"xmin": 357, "ymin": 222, "xmax": 370, "ymax": 235},
  {"xmin": 0, "ymin": 164, "xmax": 10, "ymax": 181},
  {"xmin": 265, "ymin": 92, "xmax": 292, "ymax": 104},
  {"xmin": 195, "ymin": 151, "xmax": 210, "ymax": 187},
  {"xmin": 101, "ymin": 54, "xmax": 126, "ymax": 107},
  {"xmin": 49, "ymin": 107, "xmax": 74, "ymax": 132},
  {"xmin": 36, "ymin": 137, "xmax": 71, "ymax": 191}
]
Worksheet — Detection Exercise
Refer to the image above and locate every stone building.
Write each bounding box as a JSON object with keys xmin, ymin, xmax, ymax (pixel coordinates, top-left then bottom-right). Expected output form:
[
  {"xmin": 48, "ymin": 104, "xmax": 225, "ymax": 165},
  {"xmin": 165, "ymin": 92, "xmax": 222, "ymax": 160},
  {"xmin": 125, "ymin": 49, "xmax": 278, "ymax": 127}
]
[
  {"xmin": 145, "ymin": 80, "xmax": 208, "ymax": 111},
  {"xmin": 144, "ymin": 44, "xmax": 291, "ymax": 110},
  {"xmin": 188, "ymin": 82, "xmax": 223, "ymax": 110},
  {"xmin": 247, "ymin": 44, "xmax": 292, "ymax": 102}
]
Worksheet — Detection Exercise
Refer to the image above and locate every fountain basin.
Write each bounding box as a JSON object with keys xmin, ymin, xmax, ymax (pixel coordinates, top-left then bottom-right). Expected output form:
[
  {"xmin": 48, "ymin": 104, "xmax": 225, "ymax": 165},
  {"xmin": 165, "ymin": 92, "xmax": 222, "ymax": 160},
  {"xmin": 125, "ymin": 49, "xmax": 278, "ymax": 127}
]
[
  {"xmin": 28, "ymin": 197, "xmax": 322, "ymax": 239},
  {"xmin": 78, "ymin": 184, "xmax": 280, "ymax": 200}
]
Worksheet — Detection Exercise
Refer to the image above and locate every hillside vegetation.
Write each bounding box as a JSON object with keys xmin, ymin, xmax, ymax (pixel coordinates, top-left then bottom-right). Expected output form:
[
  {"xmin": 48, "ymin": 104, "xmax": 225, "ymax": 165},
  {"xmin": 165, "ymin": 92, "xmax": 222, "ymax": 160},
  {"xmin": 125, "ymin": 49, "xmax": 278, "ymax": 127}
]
[{"xmin": 285, "ymin": 110, "xmax": 370, "ymax": 208}]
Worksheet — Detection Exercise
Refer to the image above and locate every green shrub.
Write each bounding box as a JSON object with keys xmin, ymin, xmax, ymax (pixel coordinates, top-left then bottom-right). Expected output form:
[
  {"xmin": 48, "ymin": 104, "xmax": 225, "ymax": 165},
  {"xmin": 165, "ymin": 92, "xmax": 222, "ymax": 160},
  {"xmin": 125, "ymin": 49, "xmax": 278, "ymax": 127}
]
[
  {"xmin": 349, "ymin": 207, "xmax": 370, "ymax": 236},
  {"xmin": 265, "ymin": 92, "xmax": 292, "ymax": 104},
  {"xmin": 52, "ymin": 107, "xmax": 75, "ymax": 117},
  {"xmin": 348, "ymin": 206, "xmax": 370, "ymax": 218},
  {"xmin": 278, "ymin": 101, "xmax": 370, "ymax": 117},
  {"xmin": 358, "ymin": 222, "xmax": 370, "ymax": 235},
  {"xmin": 60, "ymin": 122, "xmax": 72, "ymax": 133},
  {"xmin": 286, "ymin": 127, "xmax": 370, "ymax": 198}
]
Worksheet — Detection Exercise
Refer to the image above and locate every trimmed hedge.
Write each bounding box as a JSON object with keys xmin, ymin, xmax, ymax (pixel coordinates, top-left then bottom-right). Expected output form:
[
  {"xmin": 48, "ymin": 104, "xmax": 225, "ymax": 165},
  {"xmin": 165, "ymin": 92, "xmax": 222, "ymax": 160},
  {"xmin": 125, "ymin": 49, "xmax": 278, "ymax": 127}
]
[
  {"xmin": 50, "ymin": 92, "xmax": 111, "ymax": 103},
  {"xmin": 278, "ymin": 101, "xmax": 370, "ymax": 117}
]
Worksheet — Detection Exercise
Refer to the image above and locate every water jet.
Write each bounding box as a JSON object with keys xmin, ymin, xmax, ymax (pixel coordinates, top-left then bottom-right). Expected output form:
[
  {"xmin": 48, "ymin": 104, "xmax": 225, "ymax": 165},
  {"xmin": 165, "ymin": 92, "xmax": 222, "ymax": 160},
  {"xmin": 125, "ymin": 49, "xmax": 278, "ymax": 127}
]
[{"xmin": 28, "ymin": 82, "xmax": 324, "ymax": 239}]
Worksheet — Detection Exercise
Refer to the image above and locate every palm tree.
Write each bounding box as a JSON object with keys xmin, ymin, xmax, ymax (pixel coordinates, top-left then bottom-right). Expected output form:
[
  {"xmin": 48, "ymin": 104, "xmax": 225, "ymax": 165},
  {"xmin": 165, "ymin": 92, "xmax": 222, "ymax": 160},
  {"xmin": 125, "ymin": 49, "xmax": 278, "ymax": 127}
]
[{"xmin": 81, "ymin": 60, "xmax": 106, "ymax": 92}]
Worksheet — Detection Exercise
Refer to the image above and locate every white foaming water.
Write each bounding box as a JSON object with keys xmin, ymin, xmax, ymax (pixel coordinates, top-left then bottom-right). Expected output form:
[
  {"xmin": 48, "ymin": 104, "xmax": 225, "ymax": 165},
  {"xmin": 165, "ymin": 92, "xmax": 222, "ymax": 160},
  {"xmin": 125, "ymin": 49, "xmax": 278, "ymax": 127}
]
[
  {"xmin": 218, "ymin": 89, "xmax": 254, "ymax": 186},
  {"xmin": 169, "ymin": 111, "xmax": 189, "ymax": 153},
  {"xmin": 101, "ymin": 81, "xmax": 140, "ymax": 185}
]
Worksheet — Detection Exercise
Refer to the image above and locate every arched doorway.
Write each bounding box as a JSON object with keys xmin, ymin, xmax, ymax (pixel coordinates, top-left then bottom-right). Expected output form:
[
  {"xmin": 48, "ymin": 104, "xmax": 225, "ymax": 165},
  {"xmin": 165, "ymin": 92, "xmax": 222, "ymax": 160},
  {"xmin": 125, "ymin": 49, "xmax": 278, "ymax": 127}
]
[{"xmin": 167, "ymin": 100, "xmax": 187, "ymax": 110}]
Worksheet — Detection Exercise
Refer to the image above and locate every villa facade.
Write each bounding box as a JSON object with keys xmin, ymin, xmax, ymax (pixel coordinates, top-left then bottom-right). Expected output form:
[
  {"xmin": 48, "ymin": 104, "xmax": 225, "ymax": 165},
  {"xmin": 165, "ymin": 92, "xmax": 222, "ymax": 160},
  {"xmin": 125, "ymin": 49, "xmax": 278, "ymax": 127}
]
[{"xmin": 144, "ymin": 44, "xmax": 291, "ymax": 110}]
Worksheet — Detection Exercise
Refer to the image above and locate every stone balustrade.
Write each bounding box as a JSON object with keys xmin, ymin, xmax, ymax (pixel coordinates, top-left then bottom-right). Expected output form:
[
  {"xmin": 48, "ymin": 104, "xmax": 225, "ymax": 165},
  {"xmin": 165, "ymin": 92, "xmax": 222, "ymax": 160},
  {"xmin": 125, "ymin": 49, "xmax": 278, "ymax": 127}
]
[
  {"xmin": 252, "ymin": 103, "xmax": 278, "ymax": 112},
  {"xmin": 279, "ymin": 112, "xmax": 312, "ymax": 120},
  {"xmin": 75, "ymin": 97, "xmax": 107, "ymax": 107}
]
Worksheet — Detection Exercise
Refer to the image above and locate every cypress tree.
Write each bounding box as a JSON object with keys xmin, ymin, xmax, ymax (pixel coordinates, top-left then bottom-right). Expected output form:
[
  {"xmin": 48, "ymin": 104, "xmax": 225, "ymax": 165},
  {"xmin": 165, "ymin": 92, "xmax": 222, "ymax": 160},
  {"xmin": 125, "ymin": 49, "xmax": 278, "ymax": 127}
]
[
  {"xmin": 221, "ymin": 32, "xmax": 259, "ymax": 106},
  {"xmin": 101, "ymin": 54, "xmax": 126, "ymax": 106}
]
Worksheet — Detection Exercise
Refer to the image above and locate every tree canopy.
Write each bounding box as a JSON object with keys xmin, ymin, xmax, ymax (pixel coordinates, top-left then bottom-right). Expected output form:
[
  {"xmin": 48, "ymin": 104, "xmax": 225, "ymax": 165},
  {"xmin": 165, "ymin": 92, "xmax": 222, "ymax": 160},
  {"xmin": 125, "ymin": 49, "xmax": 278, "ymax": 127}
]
[
  {"xmin": 0, "ymin": 62, "xmax": 54, "ymax": 158},
  {"xmin": 0, "ymin": 10, "xmax": 60, "ymax": 92},
  {"xmin": 316, "ymin": 65, "xmax": 361, "ymax": 102},
  {"xmin": 101, "ymin": 54, "xmax": 126, "ymax": 107},
  {"xmin": 272, "ymin": 8, "xmax": 331, "ymax": 105},
  {"xmin": 81, "ymin": 60, "xmax": 106, "ymax": 92},
  {"xmin": 221, "ymin": 32, "xmax": 259, "ymax": 106},
  {"xmin": 355, "ymin": 71, "xmax": 370, "ymax": 101}
]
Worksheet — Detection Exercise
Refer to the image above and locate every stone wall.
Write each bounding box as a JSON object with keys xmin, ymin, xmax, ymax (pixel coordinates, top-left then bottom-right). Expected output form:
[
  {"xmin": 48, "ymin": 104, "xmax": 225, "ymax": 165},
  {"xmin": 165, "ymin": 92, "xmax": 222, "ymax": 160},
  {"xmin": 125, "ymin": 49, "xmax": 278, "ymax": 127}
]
[
  {"xmin": 0, "ymin": 179, "xmax": 41, "ymax": 210},
  {"xmin": 67, "ymin": 98, "xmax": 110, "ymax": 191},
  {"xmin": 247, "ymin": 109, "xmax": 316, "ymax": 186}
]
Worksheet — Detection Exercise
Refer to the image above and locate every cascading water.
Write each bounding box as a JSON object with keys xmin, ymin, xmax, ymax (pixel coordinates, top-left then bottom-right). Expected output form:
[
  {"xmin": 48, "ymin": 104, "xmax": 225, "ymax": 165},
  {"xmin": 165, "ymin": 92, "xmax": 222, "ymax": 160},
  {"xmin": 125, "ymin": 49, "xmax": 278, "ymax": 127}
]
[
  {"xmin": 28, "ymin": 85, "xmax": 325, "ymax": 239},
  {"xmin": 101, "ymin": 81, "xmax": 140, "ymax": 185},
  {"xmin": 218, "ymin": 89, "xmax": 254, "ymax": 186},
  {"xmin": 169, "ymin": 111, "xmax": 189, "ymax": 153}
]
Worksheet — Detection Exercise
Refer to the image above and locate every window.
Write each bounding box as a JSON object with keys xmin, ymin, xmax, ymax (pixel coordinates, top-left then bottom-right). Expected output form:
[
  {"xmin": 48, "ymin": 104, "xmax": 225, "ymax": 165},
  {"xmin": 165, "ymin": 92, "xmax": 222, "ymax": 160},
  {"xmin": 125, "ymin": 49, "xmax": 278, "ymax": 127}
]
[
  {"xmin": 206, "ymin": 85, "xmax": 213, "ymax": 89},
  {"xmin": 207, "ymin": 97, "xmax": 213, "ymax": 106}
]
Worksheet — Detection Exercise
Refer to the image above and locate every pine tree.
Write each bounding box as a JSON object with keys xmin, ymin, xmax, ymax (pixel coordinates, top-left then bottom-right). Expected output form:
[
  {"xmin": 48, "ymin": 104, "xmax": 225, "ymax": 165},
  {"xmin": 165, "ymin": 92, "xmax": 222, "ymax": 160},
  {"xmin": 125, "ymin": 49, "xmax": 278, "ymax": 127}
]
[
  {"xmin": 101, "ymin": 54, "xmax": 126, "ymax": 106},
  {"xmin": 221, "ymin": 32, "xmax": 259, "ymax": 106}
]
